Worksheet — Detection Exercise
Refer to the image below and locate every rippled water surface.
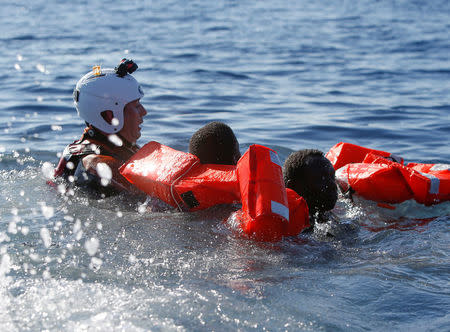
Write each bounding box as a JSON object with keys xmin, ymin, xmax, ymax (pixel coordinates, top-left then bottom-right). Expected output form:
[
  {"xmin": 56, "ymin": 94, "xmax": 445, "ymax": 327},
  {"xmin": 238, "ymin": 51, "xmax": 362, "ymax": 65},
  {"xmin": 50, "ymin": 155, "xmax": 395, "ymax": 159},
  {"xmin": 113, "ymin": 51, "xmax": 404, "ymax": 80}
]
[{"xmin": 1, "ymin": 0, "xmax": 449, "ymax": 331}]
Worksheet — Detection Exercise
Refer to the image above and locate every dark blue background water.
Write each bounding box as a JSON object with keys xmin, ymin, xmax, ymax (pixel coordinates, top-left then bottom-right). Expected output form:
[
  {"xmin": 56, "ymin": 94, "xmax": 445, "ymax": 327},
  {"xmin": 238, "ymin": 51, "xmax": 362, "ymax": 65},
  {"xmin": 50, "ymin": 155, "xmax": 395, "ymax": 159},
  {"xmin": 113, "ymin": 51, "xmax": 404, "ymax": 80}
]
[{"xmin": 1, "ymin": 1, "xmax": 449, "ymax": 331}]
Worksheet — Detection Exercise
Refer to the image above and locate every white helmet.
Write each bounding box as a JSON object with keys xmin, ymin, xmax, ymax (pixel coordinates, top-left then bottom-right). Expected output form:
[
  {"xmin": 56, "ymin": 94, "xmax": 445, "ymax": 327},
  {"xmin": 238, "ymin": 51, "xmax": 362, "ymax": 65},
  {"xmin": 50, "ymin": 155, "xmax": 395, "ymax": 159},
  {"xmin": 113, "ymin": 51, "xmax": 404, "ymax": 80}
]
[{"xmin": 73, "ymin": 60, "xmax": 144, "ymax": 134}]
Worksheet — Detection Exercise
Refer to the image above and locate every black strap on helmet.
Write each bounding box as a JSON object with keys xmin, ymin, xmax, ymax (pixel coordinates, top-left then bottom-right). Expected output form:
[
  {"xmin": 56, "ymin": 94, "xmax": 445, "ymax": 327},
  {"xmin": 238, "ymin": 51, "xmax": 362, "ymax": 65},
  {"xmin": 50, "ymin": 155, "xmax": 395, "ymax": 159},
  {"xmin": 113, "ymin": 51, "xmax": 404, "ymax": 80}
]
[{"xmin": 115, "ymin": 58, "xmax": 138, "ymax": 77}]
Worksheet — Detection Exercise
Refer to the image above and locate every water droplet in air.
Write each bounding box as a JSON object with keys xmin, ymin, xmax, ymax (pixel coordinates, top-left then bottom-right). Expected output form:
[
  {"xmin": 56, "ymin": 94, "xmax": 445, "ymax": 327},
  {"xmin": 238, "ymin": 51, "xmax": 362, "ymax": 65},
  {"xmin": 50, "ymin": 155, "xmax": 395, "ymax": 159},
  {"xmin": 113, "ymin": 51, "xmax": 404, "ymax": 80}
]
[
  {"xmin": 73, "ymin": 219, "xmax": 81, "ymax": 233},
  {"xmin": 96, "ymin": 163, "xmax": 112, "ymax": 186},
  {"xmin": 41, "ymin": 204, "xmax": 54, "ymax": 219},
  {"xmin": 40, "ymin": 227, "xmax": 52, "ymax": 248},
  {"xmin": 108, "ymin": 134, "xmax": 123, "ymax": 147},
  {"xmin": 8, "ymin": 222, "xmax": 17, "ymax": 234},
  {"xmin": 41, "ymin": 162, "xmax": 54, "ymax": 179},
  {"xmin": 21, "ymin": 226, "xmax": 29, "ymax": 235},
  {"xmin": 85, "ymin": 237, "xmax": 99, "ymax": 256},
  {"xmin": 66, "ymin": 161, "xmax": 74, "ymax": 170},
  {"xmin": 42, "ymin": 270, "xmax": 51, "ymax": 279},
  {"xmin": 138, "ymin": 204, "xmax": 146, "ymax": 214},
  {"xmin": 0, "ymin": 253, "xmax": 12, "ymax": 276},
  {"xmin": 129, "ymin": 255, "xmax": 137, "ymax": 263},
  {"xmin": 57, "ymin": 184, "xmax": 66, "ymax": 194}
]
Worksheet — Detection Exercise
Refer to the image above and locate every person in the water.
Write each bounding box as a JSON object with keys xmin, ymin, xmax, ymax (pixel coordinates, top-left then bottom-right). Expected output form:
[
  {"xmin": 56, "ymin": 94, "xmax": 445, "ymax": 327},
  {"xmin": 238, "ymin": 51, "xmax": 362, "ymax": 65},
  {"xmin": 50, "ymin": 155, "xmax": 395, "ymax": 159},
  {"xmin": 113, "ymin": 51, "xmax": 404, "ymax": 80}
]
[
  {"xmin": 189, "ymin": 121, "xmax": 241, "ymax": 165},
  {"xmin": 283, "ymin": 149, "xmax": 338, "ymax": 224},
  {"xmin": 54, "ymin": 59, "xmax": 147, "ymax": 196}
]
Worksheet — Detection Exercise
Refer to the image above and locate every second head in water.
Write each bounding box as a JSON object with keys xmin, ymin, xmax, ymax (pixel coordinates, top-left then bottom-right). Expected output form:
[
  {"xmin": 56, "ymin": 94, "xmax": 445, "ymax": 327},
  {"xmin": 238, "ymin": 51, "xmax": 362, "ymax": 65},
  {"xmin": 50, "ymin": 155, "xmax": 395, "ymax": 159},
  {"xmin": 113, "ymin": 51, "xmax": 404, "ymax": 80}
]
[{"xmin": 283, "ymin": 149, "xmax": 338, "ymax": 217}]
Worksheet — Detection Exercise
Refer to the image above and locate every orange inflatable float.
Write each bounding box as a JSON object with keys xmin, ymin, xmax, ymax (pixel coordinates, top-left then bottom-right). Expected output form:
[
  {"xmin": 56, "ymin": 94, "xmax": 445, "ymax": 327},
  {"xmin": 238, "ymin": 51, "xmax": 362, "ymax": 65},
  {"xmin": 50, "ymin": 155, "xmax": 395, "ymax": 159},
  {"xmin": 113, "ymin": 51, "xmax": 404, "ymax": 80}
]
[
  {"xmin": 120, "ymin": 141, "xmax": 310, "ymax": 241},
  {"xmin": 326, "ymin": 142, "xmax": 450, "ymax": 206},
  {"xmin": 233, "ymin": 144, "xmax": 309, "ymax": 241}
]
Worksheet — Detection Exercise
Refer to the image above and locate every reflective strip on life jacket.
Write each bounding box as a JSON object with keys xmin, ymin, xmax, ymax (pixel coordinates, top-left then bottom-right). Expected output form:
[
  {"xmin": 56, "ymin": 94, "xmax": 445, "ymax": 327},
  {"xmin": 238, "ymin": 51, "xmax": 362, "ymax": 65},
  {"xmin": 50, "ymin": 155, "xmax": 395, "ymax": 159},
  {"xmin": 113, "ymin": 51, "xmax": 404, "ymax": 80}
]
[
  {"xmin": 419, "ymin": 172, "xmax": 440, "ymax": 194},
  {"xmin": 430, "ymin": 164, "xmax": 450, "ymax": 171},
  {"xmin": 271, "ymin": 200, "xmax": 289, "ymax": 221}
]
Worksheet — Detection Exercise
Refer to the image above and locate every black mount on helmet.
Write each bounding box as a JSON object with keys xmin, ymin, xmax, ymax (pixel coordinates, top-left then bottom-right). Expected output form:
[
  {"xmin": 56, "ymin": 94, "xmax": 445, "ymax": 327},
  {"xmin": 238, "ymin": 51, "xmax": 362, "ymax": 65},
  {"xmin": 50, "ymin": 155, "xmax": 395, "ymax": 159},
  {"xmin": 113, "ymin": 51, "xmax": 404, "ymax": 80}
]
[{"xmin": 115, "ymin": 58, "xmax": 138, "ymax": 77}]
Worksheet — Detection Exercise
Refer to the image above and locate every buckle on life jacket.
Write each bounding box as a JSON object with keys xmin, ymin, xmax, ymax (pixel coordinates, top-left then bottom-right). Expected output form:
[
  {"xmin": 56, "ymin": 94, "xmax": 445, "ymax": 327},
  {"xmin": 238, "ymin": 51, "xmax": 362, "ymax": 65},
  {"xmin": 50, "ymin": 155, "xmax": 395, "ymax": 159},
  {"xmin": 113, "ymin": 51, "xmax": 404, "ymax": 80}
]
[{"xmin": 180, "ymin": 191, "xmax": 200, "ymax": 209}]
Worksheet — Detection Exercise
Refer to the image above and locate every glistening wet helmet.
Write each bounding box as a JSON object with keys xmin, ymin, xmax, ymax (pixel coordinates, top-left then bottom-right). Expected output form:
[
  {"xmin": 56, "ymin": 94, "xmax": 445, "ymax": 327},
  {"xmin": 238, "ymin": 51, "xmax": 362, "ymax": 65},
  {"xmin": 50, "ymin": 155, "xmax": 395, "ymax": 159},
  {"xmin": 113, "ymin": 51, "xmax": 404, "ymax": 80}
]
[{"xmin": 73, "ymin": 59, "xmax": 144, "ymax": 134}]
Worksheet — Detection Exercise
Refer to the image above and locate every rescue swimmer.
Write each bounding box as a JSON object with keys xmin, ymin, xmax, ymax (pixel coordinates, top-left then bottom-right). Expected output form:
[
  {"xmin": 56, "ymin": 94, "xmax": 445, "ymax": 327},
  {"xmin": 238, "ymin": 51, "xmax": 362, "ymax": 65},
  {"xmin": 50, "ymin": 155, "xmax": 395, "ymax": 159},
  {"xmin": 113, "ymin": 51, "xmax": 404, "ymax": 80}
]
[{"xmin": 54, "ymin": 59, "xmax": 147, "ymax": 196}]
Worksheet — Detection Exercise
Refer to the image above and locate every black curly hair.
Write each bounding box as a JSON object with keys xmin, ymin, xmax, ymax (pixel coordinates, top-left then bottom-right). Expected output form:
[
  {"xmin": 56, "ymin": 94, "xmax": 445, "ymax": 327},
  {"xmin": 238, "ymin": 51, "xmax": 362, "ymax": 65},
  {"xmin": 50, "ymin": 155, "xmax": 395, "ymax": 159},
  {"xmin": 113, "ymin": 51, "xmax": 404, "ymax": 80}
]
[
  {"xmin": 283, "ymin": 149, "xmax": 324, "ymax": 185},
  {"xmin": 283, "ymin": 149, "xmax": 337, "ymax": 215},
  {"xmin": 189, "ymin": 121, "xmax": 241, "ymax": 165}
]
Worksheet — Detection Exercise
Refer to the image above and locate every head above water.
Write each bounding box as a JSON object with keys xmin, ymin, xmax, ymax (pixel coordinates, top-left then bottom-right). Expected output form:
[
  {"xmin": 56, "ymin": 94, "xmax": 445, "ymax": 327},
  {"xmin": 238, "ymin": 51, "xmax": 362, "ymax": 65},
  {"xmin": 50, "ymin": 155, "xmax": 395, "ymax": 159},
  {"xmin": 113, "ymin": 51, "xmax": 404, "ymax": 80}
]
[
  {"xmin": 73, "ymin": 59, "xmax": 146, "ymax": 142},
  {"xmin": 189, "ymin": 121, "xmax": 241, "ymax": 165},
  {"xmin": 283, "ymin": 149, "xmax": 338, "ymax": 215}
]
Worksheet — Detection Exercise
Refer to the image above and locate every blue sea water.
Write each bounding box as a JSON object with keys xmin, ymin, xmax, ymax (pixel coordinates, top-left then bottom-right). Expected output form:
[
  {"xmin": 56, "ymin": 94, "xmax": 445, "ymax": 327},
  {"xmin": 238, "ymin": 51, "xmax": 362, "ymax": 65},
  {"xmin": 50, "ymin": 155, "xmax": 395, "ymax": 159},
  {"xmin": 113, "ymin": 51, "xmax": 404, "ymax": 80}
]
[{"xmin": 1, "ymin": 0, "xmax": 449, "ymax": 330}]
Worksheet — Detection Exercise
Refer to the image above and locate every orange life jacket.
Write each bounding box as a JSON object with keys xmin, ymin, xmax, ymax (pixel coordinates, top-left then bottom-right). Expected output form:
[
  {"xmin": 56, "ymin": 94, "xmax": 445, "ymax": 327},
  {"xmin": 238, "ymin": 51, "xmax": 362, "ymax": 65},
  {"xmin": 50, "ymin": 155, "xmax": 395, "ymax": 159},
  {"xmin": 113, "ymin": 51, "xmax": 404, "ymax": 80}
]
[
  {"xmin": 228, "ymin": 145, "xmax": 309, "ymax": 241},
  {"xmin": 285, "ymin": 188, "xmax": 310, "ymax": 236},
  {"xmin": 119, "ymin": 141, "xmax": 240, "ymax": 211},
  {"xmin": 326, "ymin": 142, "xmax": 403, "ymax": 170},
  {"xmin": 234, "ymin": 144, "xmax": 289, "ymax": 241},
  {"xmin": 327, "ymin": 142, "xmax": 450, "ymax": 206},
  {"xmin": 120, "ymin": 141, "xmax": 310, "ymax": 240}
]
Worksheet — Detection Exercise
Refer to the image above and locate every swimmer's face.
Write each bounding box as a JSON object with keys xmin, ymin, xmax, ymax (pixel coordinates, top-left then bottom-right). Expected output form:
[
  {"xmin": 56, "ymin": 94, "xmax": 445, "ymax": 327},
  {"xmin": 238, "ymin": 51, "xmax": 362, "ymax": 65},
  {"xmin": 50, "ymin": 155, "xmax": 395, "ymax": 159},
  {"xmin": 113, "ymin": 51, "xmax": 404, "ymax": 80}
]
[
  {"xmin": 119, "ymin": 99, "xmax": 147, "ymax": 144},
  {"xmin": 293, "ymin": 156, "xmax": 338, "ymax": 213}
]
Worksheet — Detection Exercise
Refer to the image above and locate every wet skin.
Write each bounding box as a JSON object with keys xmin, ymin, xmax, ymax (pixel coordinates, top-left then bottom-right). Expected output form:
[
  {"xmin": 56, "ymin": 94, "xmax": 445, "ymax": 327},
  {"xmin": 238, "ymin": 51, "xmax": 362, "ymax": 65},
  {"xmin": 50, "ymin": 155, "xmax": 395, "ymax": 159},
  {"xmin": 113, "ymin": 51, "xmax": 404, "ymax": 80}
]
[{"xmin": 119, "ymin": 99, "xmax": 147, "ymax": 144}]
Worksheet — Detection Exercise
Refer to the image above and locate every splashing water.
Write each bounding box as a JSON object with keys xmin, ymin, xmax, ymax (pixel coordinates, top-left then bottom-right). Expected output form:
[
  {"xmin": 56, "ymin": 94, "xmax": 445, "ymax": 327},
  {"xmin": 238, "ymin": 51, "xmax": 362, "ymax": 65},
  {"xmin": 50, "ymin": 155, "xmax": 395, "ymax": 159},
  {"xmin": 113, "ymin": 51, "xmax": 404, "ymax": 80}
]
[{"xmin": 96, "ymin": 163, "xmax": 112, "ymax": 187}]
